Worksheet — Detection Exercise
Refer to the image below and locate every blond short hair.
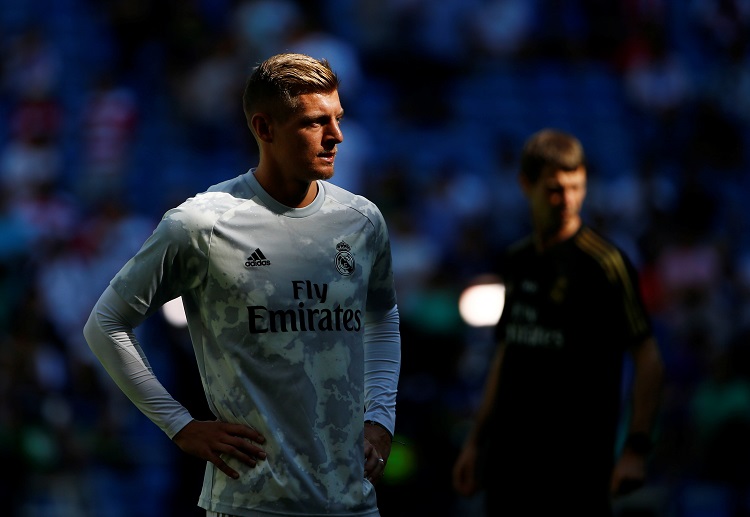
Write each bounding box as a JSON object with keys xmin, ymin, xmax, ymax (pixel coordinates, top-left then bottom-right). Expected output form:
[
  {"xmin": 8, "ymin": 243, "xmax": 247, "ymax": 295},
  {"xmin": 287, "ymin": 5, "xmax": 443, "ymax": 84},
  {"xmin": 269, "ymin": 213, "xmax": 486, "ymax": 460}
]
[{"xmin": 242, "ymin": 53, "xmax": 340, "ymax": 124}]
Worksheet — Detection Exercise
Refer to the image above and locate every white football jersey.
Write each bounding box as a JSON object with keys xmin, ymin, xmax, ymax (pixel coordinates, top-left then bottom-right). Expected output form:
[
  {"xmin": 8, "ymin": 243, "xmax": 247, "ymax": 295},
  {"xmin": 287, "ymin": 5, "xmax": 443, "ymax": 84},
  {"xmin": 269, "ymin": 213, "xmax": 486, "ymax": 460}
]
[{"xmin": 110, "ymin": 170, "xmax": 397, "ymax": 516}]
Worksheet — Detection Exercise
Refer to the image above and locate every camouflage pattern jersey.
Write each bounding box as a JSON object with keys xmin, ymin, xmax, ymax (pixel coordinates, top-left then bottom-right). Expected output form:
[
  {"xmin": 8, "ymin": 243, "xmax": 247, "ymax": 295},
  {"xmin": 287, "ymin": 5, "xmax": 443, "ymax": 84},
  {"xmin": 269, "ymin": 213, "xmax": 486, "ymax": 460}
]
[{"xmin": 110, "ymin": 170, "xmax": 398, "ymax": 516}]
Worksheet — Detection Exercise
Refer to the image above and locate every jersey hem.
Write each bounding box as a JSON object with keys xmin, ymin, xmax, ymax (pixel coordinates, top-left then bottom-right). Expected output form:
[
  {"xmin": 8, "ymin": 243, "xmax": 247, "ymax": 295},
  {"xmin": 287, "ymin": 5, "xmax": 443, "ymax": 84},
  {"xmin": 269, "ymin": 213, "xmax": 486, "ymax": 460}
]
[{"xmin": 199, "ymin": 500, "xmax": 380, "ymax": 517}]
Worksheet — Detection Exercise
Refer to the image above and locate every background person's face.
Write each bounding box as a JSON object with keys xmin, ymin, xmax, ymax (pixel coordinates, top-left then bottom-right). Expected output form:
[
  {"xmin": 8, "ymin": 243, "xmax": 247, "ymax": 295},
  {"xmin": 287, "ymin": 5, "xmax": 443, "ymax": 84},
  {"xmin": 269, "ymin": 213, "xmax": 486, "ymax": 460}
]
[{"xmin": 525, "ymin": 166, "xmax": 587, "ymax": 233}]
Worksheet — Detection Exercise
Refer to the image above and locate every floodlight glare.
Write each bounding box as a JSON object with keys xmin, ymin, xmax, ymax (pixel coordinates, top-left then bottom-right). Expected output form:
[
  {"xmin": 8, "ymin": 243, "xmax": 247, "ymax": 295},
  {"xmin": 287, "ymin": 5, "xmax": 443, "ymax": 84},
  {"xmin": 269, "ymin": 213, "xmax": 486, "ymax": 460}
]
[
  {"xmin": 458, "ymin": 282, "xmax": 505, "ymax": 327},
  {"xmin": 162, "ymin": 297, "xmax": 188, "ymax": 328}
]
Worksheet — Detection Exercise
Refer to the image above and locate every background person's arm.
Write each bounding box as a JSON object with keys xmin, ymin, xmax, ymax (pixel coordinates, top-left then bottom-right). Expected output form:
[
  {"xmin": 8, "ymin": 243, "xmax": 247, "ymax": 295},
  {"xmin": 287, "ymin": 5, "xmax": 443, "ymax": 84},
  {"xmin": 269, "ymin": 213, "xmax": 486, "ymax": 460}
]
[
  {"xmin": 611, "ymin": 336, "xmax": 664, "ymax": 495},
  {"xmin": 452, "ymin": 342, "xmax": 507, "ymax": 496}
]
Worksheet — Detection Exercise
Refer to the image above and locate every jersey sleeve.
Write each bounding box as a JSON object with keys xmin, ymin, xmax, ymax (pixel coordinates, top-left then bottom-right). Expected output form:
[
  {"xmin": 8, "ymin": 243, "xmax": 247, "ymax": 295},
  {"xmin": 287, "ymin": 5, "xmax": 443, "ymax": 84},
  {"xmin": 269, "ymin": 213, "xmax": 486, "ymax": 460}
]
[
  {"xmin": 83, "ymin": 285, "xmax": 194, "ymax": 438},
  {"xmin": 110, "ymin": 201, "xmax": 211, "ymax": 315},
  {"xmin": 363, "ymin": 305, "xmax": 401, "ymax": 435},
  {"xmin": 578, "ymin": 228, "xmax": 653, "ymax": 347},
  {"xmin": 365, "ymin": 206, "xmax": 398, "ymax": 313},
  {"xmin": 615, "ymin": 250, "xmax": 653, "ymax": 346}
]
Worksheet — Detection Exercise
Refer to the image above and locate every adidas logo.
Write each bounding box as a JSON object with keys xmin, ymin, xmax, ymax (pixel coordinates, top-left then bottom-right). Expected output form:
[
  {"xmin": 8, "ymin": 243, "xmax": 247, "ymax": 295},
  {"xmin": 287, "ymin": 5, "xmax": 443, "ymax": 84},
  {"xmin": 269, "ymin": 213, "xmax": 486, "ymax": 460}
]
[{"xmin": 245, "ymin": 248, "xmax": 271, "ymax": 267}]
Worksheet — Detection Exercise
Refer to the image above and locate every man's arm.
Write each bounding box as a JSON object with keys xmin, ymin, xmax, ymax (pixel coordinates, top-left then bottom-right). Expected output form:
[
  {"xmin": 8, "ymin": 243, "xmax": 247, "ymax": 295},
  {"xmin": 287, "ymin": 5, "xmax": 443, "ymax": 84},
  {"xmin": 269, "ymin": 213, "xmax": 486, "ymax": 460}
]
[
  {"xmin": 626, "ymin": 336, "xmax": 664, "ymax": 438},
  {"xmin": 83, "ymin": 286, "xmax": 267, "ymax": 479},
  {"xmin": 452, "ymin": 341, "xmax": 506, "ymax": 496},
  {"xmin": 611, "ymin": 336, "xmax": 664, "ymax": 495},
  {"xmin": 83, "ymin": 285, "xmax": 194, "ymax": 437},
  {"xmin": 362, "ymin": 305, "xmax": 401, "ymax": 483}
]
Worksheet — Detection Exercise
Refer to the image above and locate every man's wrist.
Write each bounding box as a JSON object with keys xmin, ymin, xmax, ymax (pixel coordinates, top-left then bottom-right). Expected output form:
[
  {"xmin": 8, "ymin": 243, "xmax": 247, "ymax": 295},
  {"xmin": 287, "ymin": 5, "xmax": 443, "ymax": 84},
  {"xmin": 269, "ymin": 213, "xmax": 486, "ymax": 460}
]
[{"xmin": 365, "ymin": 420, "xmax": 393, "ymax": 442}]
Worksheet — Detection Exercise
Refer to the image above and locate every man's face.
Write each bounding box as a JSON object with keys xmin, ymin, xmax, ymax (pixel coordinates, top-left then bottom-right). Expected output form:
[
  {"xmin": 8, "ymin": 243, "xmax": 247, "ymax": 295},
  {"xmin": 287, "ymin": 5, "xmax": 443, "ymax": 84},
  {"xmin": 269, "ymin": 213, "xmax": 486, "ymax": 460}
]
[
  {"xmin": 523, "ymin": 165, "xmax": 587, "ymax": 233},
  {"xmin": 271, "ymin": 91, "xmax": 344, "ymax": 183}
]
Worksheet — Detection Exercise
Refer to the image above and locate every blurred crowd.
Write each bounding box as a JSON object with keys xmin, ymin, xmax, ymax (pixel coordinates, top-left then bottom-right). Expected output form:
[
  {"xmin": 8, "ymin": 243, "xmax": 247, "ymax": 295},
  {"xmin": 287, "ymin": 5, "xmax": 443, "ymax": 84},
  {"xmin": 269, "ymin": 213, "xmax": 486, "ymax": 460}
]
[{"xmin": 1, "ymin": 0, "xmax": 750, "ymax": 516}]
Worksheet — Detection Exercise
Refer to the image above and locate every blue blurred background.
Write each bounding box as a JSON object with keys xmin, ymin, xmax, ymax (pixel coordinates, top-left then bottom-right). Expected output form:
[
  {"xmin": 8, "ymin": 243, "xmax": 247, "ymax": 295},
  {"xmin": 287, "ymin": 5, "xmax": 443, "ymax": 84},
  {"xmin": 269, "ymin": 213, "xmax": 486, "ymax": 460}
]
[{"xmin": 2, "ymin": 0, "xmax": 750, "ymax": 515}]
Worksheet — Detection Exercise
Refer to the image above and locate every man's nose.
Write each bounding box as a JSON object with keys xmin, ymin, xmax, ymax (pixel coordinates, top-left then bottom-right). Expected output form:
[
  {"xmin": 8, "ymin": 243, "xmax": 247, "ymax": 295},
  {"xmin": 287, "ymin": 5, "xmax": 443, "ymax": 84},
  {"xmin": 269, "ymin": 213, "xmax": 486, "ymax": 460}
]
[{"xmin": 328, "ymin": 122, "xmax": 343, "ymax": 143}]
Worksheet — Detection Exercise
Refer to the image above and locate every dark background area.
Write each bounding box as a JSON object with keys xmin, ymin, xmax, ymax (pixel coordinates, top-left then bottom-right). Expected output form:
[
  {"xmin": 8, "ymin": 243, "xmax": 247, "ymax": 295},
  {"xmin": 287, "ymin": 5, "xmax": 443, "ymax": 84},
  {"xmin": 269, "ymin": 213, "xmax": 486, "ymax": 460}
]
[{"xmin": 2, "ymin": 0, "xmax": 750, "ymax": 515}]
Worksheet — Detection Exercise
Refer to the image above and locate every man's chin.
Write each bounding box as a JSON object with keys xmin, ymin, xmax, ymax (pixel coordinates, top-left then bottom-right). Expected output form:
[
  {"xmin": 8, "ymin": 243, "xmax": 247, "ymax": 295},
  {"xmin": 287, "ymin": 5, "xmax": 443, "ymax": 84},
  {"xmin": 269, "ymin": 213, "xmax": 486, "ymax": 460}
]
[{"xmin": 313, "ymin": 168, "xmax": 335, "ymax": 181}]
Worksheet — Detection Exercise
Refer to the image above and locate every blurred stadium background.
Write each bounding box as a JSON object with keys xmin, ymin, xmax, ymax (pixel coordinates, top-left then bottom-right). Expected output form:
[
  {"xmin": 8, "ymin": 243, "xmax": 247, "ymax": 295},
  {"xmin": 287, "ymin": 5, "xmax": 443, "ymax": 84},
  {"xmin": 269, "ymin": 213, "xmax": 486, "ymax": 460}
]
[{"xmin": 1, "ymin": 0, "xmax": 750, "ymax": 515}]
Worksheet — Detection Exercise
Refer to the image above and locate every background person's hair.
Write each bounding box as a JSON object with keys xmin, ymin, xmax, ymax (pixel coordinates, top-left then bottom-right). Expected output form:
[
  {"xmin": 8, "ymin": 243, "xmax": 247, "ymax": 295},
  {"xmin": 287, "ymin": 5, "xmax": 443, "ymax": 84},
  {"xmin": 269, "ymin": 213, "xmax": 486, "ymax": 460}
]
[
  {"xmin": 242, "ymin": 53, "xmax": 340, "ymax": 125},
  {"xmin": 519, "ymin": 129, "xmax": 586, "ymax": 183}
]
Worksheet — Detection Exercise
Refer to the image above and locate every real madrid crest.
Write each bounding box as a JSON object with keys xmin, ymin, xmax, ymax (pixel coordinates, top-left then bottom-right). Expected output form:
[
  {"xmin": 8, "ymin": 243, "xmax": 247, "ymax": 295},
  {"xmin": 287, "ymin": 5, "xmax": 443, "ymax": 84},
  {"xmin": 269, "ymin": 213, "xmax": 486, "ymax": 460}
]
[{"xmin": 335, "ymin": 241, "xmax": 355, "ymax": 276}]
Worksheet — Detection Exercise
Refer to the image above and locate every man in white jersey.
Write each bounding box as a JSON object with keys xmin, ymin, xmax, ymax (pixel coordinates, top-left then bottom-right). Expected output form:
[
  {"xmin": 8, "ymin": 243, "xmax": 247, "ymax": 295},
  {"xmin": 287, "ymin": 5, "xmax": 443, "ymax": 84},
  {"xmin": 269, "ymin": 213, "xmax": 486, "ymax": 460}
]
[{"xmin": 83, "ymin": 53, "xmax": 401, "ymax": 516}]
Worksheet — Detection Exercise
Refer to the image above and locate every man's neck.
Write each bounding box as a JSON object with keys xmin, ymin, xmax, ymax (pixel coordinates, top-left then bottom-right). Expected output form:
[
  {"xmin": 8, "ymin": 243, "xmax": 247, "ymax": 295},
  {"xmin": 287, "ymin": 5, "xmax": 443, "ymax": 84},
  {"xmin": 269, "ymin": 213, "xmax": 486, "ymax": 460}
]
[
  {"xmin": 254, "ymin": 168, "xmax": 318, "ymax": 208},
  {"xmin": 534, "ymin": 218, "xmax": 581, "ymax": 252}
]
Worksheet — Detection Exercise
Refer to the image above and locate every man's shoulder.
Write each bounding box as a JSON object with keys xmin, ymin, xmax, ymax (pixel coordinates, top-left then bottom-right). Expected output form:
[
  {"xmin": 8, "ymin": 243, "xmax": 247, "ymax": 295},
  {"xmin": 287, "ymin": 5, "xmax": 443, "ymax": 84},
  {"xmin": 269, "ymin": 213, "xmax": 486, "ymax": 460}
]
[
  {"xmin": 322, "ymin": 181, "xmax": 383, "ymax": 219},
  {"xmin": 162, "ymin": 180, "xmax": 250, "ymax": 232},
  {"xmin": 322, "ymin": 180, "xmax": 367, "ymax": 203},
  {"xmin": 506, "ymin": 236, "xmax": 534, "ymax": 257},
  {"xmin": 496, "ymin": 237, "xmax": 534, "ymax": 278},
  {"xmin": 206, "ymin": 172, "xmax": 252, "ymax": 195},
  {"xmin": 573, "ymin": 226, "xmax": 638, "ymax": 283},
  {"xmin": 573, "ymin": 226, "xmax": 625, "ymax": 262}
]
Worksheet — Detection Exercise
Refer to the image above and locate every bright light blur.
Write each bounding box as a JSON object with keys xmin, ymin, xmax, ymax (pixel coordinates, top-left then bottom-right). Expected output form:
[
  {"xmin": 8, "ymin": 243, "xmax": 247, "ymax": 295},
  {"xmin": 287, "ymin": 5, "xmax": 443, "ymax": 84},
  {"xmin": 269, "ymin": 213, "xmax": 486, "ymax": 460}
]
[
  {"xmin": 459, "ymin": 282, "xmax": 505, "ymax": 327},
  {"xmin": 162, "ymin": 297, "xmax": 188, "ymax": 327}
]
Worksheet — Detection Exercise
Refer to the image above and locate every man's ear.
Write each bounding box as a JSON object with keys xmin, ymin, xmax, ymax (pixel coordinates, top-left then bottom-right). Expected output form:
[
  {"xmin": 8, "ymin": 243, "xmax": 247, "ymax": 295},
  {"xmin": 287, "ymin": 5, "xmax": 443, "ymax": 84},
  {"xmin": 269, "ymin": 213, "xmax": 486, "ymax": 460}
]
[{"xmin": 251, "ymin": 113, "xmax": 273, "ymax": 142}]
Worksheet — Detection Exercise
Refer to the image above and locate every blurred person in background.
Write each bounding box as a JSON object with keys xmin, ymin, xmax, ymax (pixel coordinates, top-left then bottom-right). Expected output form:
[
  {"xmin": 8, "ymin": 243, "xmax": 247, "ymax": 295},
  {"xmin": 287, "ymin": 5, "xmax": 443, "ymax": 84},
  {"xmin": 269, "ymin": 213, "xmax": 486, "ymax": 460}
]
[
  {"xmin": 452, "ymin": 129, "xmax": 664, "ymax": 516},
  {"xmin": 83, "ymin": 53, "xmax": 401, "ymax": 516},
  {"xmin": 77, "ymin": 71, "xmax": 139, "ymax": 206}
]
